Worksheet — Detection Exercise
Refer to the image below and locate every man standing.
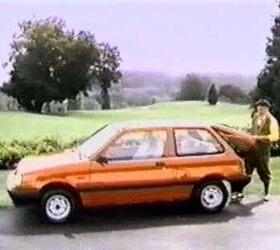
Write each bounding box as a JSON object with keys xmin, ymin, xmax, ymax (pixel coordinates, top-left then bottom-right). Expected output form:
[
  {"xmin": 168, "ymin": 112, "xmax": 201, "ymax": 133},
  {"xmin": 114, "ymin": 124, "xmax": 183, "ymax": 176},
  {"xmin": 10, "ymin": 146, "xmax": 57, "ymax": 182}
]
[{"xmin": 249, "ymin": 99, "xmax": 279, "ymax": 201}]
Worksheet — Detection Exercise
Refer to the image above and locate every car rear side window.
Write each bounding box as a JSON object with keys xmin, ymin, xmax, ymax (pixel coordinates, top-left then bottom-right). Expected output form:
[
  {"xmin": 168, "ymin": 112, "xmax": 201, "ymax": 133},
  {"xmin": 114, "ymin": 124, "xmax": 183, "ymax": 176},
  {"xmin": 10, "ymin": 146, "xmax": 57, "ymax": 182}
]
[{"xmin": 174, "ymin": 128, "xmax": 224, "ymax": 157}]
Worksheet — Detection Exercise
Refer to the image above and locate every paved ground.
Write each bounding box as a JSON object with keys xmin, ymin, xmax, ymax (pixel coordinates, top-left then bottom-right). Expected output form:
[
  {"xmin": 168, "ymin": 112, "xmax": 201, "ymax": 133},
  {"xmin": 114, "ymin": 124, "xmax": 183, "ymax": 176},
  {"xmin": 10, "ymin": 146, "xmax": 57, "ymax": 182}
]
[{"xmin": 0, "ymin": 197, "xmax": 280, "ymax": 250}]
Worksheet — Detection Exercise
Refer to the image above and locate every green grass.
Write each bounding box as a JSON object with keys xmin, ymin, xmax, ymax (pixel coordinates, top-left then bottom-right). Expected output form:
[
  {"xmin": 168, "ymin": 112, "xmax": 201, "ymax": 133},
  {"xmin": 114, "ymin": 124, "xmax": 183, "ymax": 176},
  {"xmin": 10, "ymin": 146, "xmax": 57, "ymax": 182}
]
[
  {"xmin": 0, "ymin": 158, "xmax": 279, "ymax": 207},
  {"xmin": 0, "ymin": 101, "xmax": 252, "ymax": 140},
  {"xmin": 245, "ymin": 157, "xmax": 280, "ymax": 196}
]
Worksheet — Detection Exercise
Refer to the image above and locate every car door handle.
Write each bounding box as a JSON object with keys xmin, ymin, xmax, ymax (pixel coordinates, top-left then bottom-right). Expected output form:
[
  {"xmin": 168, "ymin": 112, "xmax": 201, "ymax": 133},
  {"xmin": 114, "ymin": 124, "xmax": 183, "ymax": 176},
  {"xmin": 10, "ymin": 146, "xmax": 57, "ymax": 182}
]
[{"xmin": 155, "ymin": 161, "xmax": 166, "ymax": 167}]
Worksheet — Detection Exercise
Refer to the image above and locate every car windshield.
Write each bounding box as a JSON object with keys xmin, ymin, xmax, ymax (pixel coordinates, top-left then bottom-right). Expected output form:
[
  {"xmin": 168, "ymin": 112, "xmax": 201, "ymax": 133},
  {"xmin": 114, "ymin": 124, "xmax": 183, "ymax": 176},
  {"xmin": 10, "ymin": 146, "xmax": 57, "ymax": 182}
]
[{"xmin": 77, "ymin": 125, "xmax": 119, "ymax": 158}]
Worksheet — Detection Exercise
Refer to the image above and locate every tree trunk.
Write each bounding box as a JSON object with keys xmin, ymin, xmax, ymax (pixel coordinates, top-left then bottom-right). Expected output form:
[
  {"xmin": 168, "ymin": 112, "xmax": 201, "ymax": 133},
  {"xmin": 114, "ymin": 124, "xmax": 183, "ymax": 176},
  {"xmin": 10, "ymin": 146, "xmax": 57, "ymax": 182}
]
[
  {"xmin": 19, "ymin": 99, "xmax": 42, "ymax": 113},
  {"xmin": 34, "ymin": 100, "xmax": 44, "ymax": 113},
  {"xmin": 101, "ymin": 86, "xmax": 111, "ymax": 110}
]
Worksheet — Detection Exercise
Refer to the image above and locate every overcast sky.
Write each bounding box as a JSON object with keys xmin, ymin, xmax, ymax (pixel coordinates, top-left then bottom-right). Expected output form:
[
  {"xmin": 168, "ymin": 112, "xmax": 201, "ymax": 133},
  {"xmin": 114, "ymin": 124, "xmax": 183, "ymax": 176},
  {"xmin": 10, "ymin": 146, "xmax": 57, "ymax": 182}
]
[{"xmin": 0, "ymin": 0, "xmax": 278, "ymax": 83}]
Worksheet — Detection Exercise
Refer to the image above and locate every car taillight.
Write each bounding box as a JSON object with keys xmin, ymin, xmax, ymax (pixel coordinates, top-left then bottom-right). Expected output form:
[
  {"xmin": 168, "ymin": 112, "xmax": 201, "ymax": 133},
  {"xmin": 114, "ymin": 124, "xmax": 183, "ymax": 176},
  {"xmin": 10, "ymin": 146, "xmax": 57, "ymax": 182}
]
[{"xmin": 238, "ymin": 160, "xmax": 246, "ymax": 174}]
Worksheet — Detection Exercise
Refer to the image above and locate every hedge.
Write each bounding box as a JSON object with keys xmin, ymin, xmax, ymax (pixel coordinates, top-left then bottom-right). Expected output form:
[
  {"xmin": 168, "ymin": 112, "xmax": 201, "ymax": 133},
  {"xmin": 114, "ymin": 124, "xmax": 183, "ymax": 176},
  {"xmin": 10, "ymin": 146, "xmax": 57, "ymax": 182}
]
[
  {"xmin": 0, "ymin": 136, "xmax": 86, "ymax": 170},
  {"xmin": 1, "ymin": 129, "xmax": 280, "ymax": 170}
]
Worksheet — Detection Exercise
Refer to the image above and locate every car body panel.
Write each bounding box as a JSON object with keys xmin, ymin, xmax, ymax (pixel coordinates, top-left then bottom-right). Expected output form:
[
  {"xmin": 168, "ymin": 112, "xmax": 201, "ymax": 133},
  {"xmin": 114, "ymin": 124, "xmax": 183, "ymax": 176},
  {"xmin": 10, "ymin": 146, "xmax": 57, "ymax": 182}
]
[{"xmin": 17, "ymin": 151, "xmax": 82, "ymax": 175}]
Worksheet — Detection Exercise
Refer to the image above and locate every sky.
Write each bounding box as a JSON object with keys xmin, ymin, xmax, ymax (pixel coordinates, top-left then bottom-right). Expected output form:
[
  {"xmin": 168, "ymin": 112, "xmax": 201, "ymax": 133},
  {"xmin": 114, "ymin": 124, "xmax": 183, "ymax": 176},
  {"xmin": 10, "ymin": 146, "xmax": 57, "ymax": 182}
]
[{"xmin": 0, "ymin": 0, "xmax": 278, "ymax": 83}]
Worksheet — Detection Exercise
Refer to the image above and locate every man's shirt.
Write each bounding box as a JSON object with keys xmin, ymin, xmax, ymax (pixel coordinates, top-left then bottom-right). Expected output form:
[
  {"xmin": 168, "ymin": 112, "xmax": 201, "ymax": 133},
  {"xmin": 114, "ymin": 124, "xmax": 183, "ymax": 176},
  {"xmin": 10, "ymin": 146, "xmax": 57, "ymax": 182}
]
[{"xmin": 252, "ymin": 112, "xmax": 279, "ymax": 143}]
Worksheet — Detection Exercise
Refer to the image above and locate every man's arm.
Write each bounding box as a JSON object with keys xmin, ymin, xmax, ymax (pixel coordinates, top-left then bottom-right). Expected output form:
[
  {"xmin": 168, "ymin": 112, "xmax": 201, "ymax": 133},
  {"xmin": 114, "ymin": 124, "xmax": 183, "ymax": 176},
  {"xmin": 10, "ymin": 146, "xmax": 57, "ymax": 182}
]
[{"xmin": 268, "ymin": 117, "xmax": 279, "ymax": 142}]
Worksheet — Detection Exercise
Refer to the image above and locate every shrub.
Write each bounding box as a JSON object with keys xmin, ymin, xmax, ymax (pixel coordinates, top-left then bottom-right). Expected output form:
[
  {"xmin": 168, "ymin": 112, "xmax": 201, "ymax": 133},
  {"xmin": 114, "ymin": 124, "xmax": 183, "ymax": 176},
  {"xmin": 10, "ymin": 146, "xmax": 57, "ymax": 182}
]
[
  {"xmin": 0, "ymin": 92, "xmax": 20, "ymax": 111},
  {"xmin": 123, "ymin": 88, "xmax": 155, "ymax": 107},
  {"xmin": 208, "ymin": 84, "xmax": 219, "ymax": 105},
  {"xmin": 1, "ymin": 130, "xmax": 280, "ymax": 170},
  {"xmin": 0, "ymin": 136, "xmax": 86, "ymax": 170},
  {"xmin": 219, "ymin": 84, "xmax": 250, "ymax": 104},
  {"xmin": 176, "ymin": 74, "xmax": 210, "ymax": 101}
]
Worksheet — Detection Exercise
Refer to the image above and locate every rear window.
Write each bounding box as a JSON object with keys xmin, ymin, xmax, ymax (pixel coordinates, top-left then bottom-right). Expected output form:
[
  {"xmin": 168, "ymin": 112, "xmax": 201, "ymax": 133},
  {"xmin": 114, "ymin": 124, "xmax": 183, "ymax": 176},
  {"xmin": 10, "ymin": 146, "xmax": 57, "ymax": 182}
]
[{"xmin": 174, "ymin": 128, "xmax": 224, "ymax": 156}]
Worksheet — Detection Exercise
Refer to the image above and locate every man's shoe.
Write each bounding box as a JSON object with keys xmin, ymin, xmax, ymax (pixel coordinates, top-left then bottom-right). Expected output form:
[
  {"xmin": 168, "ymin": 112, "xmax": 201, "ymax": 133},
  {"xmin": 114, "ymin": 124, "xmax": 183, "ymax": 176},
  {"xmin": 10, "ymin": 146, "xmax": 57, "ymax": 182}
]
[
  {"xmin": 263, "ymin": 194, "xmax": 270, "ymax": 202},
  {"xmin": 231, "ymin": 193, "xmax": 244, "ymax": 202},
  {"xmin": 231, "ymin": 193, "xmax": 238, "ymax": 201},
  {"xmin": 237, "ymin": 193, "xmax": 245, "ymax": 200}
]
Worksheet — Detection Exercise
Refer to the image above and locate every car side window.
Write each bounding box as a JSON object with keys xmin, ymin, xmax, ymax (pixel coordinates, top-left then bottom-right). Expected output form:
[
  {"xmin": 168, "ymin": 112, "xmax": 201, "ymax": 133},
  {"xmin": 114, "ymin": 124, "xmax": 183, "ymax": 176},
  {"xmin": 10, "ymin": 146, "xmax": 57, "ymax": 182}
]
[
  {"xmin": 174, "ymin": 128, "xmax": 223, "ymax": 156},
  {"xmin": 102, "ymin": 129, "xmax": 167, "ymax": 162}
]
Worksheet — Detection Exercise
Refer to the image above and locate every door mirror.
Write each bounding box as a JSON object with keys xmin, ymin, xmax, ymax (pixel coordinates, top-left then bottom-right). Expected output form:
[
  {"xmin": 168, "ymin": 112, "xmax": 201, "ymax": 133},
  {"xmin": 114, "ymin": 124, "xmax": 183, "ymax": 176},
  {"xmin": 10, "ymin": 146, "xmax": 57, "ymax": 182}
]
[{"xmin": 96, "ymin": 155, "xmax": 108, "ymax": 166}]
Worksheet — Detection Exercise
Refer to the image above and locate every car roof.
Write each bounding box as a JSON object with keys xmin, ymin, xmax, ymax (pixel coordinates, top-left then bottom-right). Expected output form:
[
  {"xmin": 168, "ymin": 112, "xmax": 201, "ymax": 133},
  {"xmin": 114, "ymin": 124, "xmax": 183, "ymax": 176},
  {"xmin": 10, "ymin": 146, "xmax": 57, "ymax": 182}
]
[{"xmin": 110, "ymin": 120, "xmax": 212, "ymax": 130}]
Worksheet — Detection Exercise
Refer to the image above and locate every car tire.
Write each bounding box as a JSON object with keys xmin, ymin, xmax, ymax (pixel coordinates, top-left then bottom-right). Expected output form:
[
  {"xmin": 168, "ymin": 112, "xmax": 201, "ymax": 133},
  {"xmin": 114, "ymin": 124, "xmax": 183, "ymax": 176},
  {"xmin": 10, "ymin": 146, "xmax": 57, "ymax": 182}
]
[
  {"xmin": 41, "ymin": 189, "xmax": 76, "ymax": 224},
  {"xmin": 197, "ymin": 181, "xmax": 228, "ymax": 213}
]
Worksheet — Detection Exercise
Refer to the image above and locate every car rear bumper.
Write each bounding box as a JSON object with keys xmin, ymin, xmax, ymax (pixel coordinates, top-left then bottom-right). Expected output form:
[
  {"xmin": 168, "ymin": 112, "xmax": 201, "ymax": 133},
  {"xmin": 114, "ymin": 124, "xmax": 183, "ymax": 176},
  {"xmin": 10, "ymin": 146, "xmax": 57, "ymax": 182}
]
[
  {"xmin": 230, "ymin": 176, "xmax": 251, "ymax": 193},
  {"xmin": 7, "ymin": 190, "xmax": 38, "ymax": 206}
]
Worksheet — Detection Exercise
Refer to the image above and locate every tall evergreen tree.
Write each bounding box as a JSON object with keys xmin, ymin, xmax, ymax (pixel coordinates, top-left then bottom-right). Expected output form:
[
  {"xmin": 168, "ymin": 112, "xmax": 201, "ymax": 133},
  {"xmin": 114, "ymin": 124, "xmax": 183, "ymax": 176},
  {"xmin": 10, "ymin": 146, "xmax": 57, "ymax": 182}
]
[
  {"xmin": 208, "ymin": 83, "xmax": 218, "ymax": 105},
  {"xmin": 254, "ymin": 5, "xmax": 280, "ymax": 120}
]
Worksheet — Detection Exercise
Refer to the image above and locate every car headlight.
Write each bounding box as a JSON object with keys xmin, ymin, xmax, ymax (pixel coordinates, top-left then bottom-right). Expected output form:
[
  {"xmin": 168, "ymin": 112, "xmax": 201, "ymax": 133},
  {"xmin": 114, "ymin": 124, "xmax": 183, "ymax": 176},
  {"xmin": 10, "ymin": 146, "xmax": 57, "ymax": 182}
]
[{"xmin": 7, "ymin": 171, "xmax": 23, "ymax": 191}]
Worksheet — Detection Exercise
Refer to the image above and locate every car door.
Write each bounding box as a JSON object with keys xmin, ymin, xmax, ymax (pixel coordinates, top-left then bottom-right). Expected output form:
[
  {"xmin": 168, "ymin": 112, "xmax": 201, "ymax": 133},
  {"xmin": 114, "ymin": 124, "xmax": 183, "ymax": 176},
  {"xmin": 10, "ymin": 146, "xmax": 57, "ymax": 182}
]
[
  {"xmin": 166, "ymin": 127, "xmax": 242, "ymax": 197},
  {"xmin": 84, "ymin": 128, "xmax": 180, "ymax": 207}
]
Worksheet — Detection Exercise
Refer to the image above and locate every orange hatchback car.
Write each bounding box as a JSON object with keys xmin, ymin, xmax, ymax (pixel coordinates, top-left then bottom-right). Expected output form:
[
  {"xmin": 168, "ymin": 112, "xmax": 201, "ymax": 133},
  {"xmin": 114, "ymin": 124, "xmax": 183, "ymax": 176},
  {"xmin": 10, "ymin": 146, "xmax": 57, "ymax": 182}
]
[{"xmin": 7, "ymin": 120, "xmax": 255, "ymax": 223}]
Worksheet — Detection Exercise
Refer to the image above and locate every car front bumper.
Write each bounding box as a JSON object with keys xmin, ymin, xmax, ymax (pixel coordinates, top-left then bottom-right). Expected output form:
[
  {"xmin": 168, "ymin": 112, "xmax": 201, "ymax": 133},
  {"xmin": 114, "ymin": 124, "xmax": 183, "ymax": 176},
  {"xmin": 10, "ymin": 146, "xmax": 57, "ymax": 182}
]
[{"xmin": 7, "ymin": 190, "xmax": 38, "ymax": 207}]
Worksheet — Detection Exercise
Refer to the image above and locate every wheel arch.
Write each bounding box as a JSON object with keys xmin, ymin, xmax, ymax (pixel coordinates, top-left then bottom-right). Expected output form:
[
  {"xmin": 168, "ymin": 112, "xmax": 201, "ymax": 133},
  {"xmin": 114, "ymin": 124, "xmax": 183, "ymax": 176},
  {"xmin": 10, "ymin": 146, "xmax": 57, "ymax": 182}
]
[
  {"xmin": 192, "ymin": 175, "xmax": 231, "ymax": 212},
  {"xmin": 39, "ymin": 182, "xmax": 82, "ymax": 207},
  {"xmin": 192, "ymin": 174, "xmax": 230, "ymax": 197}
]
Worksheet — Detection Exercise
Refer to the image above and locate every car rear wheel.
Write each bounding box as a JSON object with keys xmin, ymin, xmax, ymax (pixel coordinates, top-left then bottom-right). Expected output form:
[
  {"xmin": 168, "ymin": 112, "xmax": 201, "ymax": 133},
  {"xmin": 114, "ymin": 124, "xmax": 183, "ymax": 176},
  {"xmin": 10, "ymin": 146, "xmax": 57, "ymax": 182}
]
[
  {"xmin": 41, "ymin": 189, "xmax": 76, "ymax": 224},
  {"xmin": 198, "ymin": 181, "xmax": 228, "ymax": 213}
]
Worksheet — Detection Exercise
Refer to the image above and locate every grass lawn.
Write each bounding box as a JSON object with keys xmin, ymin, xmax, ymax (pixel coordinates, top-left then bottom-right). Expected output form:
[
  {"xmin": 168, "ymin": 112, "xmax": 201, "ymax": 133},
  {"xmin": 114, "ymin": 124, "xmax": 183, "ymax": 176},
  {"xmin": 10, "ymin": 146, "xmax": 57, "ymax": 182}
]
[
  {"xmin": 0, "ymin": 101, "xmax": 252, "ymax": 140},
  {"xmin": 0, "ymin": 158, "xmax": 279, "ymax": 207}
]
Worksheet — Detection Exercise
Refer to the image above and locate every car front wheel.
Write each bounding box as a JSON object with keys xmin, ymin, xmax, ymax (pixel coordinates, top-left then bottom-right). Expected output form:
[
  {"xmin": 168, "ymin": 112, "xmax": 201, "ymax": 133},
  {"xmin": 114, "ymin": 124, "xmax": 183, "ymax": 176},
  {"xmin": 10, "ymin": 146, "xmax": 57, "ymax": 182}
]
[
  {"xmin": 41, "ymin": 189, "xmax": 75, "ymax": 223},
  {"xmin": 198, "ymin": 181, "xmax": 228, "ymax": 213}
]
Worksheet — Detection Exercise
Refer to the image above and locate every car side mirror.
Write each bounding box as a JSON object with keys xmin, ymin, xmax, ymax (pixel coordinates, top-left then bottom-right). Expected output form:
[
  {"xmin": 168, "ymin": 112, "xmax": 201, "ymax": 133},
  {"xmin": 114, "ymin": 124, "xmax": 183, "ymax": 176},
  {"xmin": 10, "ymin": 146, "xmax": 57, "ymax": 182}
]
[{"xmin": 96, "ymin": 155, "xmax": 108, "ymax": 166}]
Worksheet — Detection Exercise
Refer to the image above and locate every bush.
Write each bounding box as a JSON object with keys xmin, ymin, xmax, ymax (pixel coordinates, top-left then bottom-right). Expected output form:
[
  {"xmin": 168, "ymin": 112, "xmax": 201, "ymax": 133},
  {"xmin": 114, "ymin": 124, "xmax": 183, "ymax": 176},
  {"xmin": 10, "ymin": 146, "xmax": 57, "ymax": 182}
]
[
  {"xmin": 0, "ymin": 92, "xmax": 20, "ymax": 111},
  {"xmin": 176, "ymin": 74, "xmax": 210, "ymax": 101},
  {"xmin": 0, "ymin": 136, "xmax": 86, "ymax": 170},
  {"xmin": 208, "ymin": 84, "xmax": 219, "ymax": 105},
  {"xmin": 219, "ymin": 84, "xmax": 250, "ymax": 104},
  {"xmin": 123, "ymin": 88, "xmax": 155, "ymax": 107},
  {"xmin": 1, "ymin": 129, "xmax": 280, "ymax": 170}
]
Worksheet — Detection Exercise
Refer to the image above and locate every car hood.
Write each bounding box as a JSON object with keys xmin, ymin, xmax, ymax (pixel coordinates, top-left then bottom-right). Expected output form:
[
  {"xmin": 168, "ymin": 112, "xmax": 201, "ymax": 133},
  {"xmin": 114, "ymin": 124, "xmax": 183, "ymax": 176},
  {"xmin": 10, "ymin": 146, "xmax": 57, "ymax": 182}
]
[{"xmin": 17, "ymin": 151, "xmax": 84, "ymax": 174}]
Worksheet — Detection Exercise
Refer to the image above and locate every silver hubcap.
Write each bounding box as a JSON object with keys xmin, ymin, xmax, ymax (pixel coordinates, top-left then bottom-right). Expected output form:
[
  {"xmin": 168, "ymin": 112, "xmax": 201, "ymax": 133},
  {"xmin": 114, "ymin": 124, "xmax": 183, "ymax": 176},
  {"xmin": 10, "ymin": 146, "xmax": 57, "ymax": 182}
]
[
  {"xmin": 200, "ymin": 185, "xmax": 224, "ymax": 209},
  {"xmin": 46, "ymin": 194, "xmax": 71, "ymax": 221}
]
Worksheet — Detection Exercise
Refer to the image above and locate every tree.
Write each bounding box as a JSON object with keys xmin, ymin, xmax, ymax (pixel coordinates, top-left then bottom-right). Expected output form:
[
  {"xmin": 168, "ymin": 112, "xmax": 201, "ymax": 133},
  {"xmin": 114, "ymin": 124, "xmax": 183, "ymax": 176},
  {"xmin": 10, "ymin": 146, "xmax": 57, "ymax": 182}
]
[
  {"xmin": 208, "ymin": 83, "xmax": 218, "ymax": 105},
  {"xmin": 219, "ymin": 84, "xmax": 249, "ymax": 104},
  {"xmin": 254, "ymin": 6, "xmax": 280, "ymax": 120},
  {"xmin": 92, "ymin": 43, "xmax": 122, "ymax": 109},
  {"xmin": 1, "ymin": 17, "xmax": 121, "ymax": 112},
  {"xmin": 176, "ymin": 74, "xmax": 209, "ymax": 101}
]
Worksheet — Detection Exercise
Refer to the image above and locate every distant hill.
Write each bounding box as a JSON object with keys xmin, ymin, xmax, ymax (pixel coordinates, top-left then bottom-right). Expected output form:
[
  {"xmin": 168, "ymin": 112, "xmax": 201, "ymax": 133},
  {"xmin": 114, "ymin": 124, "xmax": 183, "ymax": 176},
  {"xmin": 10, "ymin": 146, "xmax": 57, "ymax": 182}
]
[
  {"xmin": 122, "ymin": 70, "xmax": 180, "ymax": 91},
  {"xmin": 203, "ymin": 73, "xmax": 256, "ymax": 93},
  {"xmin": 121, "ymin": 70, "xmax": 257, "ymax": 94}
]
